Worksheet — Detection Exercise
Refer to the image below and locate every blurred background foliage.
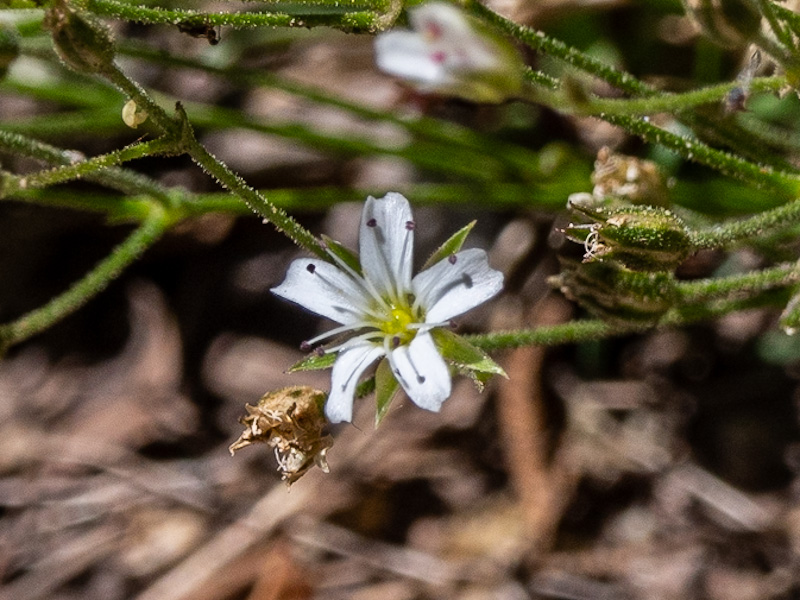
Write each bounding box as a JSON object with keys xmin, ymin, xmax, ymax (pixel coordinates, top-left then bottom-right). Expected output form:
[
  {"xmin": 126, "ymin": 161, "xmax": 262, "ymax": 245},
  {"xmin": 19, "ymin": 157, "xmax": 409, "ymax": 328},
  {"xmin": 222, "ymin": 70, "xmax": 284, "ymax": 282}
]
[{"xmin": 5, "ymin": 1, "xmax": 800, "ymax": 599}]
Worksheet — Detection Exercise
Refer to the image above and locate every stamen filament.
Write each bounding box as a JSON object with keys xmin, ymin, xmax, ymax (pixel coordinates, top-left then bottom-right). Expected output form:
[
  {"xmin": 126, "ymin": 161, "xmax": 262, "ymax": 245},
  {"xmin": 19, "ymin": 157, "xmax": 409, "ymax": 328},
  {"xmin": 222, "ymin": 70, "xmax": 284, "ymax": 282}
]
[
  {"xmin": 326, "ymin": 331, "xmax": 386, "ymax": 355},
  {"xmin": 303, "ymin": 321, "xmax": 374, "ymax": 347}
]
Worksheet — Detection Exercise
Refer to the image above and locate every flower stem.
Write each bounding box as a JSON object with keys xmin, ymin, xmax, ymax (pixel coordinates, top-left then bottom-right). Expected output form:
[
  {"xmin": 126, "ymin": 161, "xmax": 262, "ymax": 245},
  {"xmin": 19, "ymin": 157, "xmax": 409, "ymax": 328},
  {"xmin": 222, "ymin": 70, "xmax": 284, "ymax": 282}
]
[
  {"xmin": 0, "ymin": 129, "xmax": 173, "ymax": 203},
  {"xmin": 676, "ymin": 261, "xmax": 800, "ymax": 303},
  {"xmin": 184, "ymin": 129, "xmax": 327, "ymax": 258},
  {"xmin": 0, "ymin": 136, "xmax": 175, "ymax": 197},
  {"xmin": 597, "ymin": 112, "xmax": 800, "ymax": 198},
  {"xmin": 84, "ymin": 0, "xmax": 392, "ymax": 32},
  {"xmin": 578, "ymin": 77, "xmax": 784, "ymax": 117},
  {"xmin": 690, "ymin": 197, "xmax": 800, "ymax": 248},
  {"xmin": 469, "ymin": 285, "xmax": 790, "ymax": 352},
  {"xmin": 463, "ymin": 0, "xmax": 653, "ymax": 96},
  {"xmin": 0, "ymin": 204, "xmax": 171, "ymax": 355},
  {"xmin": 100, "ymin": 63, "xmax": 326, "ymax": 258}
]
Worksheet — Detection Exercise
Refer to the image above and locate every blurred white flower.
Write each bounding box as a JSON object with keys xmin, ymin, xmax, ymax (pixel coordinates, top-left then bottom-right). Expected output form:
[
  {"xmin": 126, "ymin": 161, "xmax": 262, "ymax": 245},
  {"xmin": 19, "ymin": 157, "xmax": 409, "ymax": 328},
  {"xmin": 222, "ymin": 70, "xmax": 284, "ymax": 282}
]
[
  {"xmin": 272, "ymin": 192, "xmax": 503, "ymax": 423},
  {"xmin": 374, "ymin": 2, "xmax": 524, "ymax": 103}
]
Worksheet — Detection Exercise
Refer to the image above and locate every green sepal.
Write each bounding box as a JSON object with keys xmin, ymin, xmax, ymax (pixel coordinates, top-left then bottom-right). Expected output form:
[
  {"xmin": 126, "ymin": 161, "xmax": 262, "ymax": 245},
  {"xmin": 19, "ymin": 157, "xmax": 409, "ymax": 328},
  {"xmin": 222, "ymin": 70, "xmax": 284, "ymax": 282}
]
[
  {"xmin": 422, "ymin": 221, "xmax": 476, "ymax": 270},
  {"xmin": 566, "ymin": 199, "xmax": 693, "ymax": 271},
  {"xmin": 551, "ymin": 257, "xmax": 677, "ymax": 327},
  {"xmin": 320, "ymin": 234, "xmax": 361, "ymax": 275},
  {"xmin": 431, "ymin": 328, "xmax": 507, "ymax": 383},
  {"xmin": 289, "ymin": 351, "xmax": 337, "ymax": 372},
  {"xmin": 374, "ymin": 358, "xmax": 401, "ymax": 426}
]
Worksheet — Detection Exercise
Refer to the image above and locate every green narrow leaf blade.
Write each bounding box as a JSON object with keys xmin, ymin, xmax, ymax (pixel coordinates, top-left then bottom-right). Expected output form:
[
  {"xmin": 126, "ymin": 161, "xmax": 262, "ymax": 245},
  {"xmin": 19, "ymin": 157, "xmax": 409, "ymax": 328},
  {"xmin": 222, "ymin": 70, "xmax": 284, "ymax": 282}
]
[
  {"xmin": 374, "ymin": 357, "xmax": 401, "ymax": 426},
  {"xmin": 320, "ymin": 234, "xmax": 361, "ymax": 275},
  {"xmin": 421, "ymin": 221, "xmax": 476, "ymax": 270},
  {"xmin": 432, "ymin": 328, "xmax": 507, "ymax": 377},
  {"xmin": 290, "ymin": 351, "xmax": 337, "ymax": 372}
]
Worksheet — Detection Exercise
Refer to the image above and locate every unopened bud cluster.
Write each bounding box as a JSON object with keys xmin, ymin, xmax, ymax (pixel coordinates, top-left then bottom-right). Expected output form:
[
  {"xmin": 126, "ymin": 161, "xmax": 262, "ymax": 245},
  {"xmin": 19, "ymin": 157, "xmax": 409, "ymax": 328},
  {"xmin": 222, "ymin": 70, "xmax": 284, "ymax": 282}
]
[
  {"xmin": 554, "ymin": 149, "xmax": 694, "ymax": 325},
  {"xmin": 230, "ymin": 386, "xmax": 333, "ymax": 486}
]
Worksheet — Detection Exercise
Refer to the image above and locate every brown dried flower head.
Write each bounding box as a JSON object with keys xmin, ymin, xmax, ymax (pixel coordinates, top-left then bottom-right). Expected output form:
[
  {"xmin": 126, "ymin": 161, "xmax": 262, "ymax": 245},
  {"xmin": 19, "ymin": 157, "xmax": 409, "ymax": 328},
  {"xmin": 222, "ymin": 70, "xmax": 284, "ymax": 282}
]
[
  {"xmin": 229, "ymin": 386, "xmax": 333, "ymax": 486},
  {"xmin": 592, "ymin": 147, "xmax": 668, "ymax": 207}
]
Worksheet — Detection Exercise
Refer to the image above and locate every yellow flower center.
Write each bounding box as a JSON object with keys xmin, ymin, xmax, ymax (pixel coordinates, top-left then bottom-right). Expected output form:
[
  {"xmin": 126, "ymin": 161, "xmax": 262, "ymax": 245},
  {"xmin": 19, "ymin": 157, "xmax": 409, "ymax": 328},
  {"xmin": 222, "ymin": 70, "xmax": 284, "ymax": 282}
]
[{"xmin": 379, "ymin": 305, "xmax": 417, "ymax": 344}]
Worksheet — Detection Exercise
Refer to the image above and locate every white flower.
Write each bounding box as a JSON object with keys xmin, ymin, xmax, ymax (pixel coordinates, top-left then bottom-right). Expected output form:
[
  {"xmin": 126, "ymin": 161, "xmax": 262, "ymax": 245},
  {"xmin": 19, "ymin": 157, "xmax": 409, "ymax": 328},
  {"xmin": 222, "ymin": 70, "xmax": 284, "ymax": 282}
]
[
  {"xmin": 272, "ymin": 192, "xmax": 504, "ymax": 423},
  {"xmin": 374, "ymin": 2, "xmax": 523, "ymax": 103}
]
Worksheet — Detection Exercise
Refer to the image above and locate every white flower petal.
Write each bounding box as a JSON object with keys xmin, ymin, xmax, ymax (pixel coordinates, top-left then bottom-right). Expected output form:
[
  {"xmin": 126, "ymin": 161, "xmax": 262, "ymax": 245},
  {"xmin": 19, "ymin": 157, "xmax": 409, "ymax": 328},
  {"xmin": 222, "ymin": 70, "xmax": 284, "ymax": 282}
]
[
  {"xmin": 410, "ymin": 2, "xmax": 475, "ymax": 42},
  {"xmin": 388, "ymin": 331, "xmax": 451, "ymax": 412},
  {"xmin": 412, "ymin": 248, "xmax": 503, "ymax": 323},
  {"xmin": 271, "ymin": 258, "xmax": 370, "ymax": 326},
  {"xmin": 375, "ymin": 31, "xmax": 445, "ymax": 84},
  {"xmin": 326, "ymin": 343, "xmax": 385, "ymax": 423},
  {"xmin": 359, "ymin": 193, "xmax": 414, "ymax": 299}
]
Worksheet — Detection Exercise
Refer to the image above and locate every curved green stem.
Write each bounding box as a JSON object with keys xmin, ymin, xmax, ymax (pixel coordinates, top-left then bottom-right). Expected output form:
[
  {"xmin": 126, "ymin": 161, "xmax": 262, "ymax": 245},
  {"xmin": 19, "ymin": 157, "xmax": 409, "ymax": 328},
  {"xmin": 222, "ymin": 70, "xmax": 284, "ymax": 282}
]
[
  {"xmin": 0, "ymin": 136, "xmax": 176, "ymax": 197},
  {"xmin": 185, "ymin": 130, "xmax": 327, "ymax": 258},
  {"xmin": 100, "ymin": 62, "xmax": 326, "ymax": 257},
  {"xmin": 0, "ymin": 129, "xmax": 174, "ymax": 203},
  {"xmin": 597, "ymin": 113, "xmax": 800, "ymax": 197},
  {"xmin": 580, "ymin": 77, "xmax": 784, "ymax": 117},
  {"xmin": 0, "ymin": 203, "xmax": 171, "ymax": 355},
  {"xmin": 676, "ymin": 261, "xmax": 800, "ymax": 303},
  {"xmin": 524, "ymin": 81, "xmax": 800, "ymax": 196},
  {"xmin": 691, "ymin": 197, "xmax": 800, "ymax": 248},
  {"xmin": 468, "ymin": 284, "xmax": 790, "ymax": 352},
  {"xmin": 84, "ymin": 0, "xmax": 394, "ymax": 32},
  {"xmin": 463, "ymin": 0, "xmax": 653, "ymax": 96}
]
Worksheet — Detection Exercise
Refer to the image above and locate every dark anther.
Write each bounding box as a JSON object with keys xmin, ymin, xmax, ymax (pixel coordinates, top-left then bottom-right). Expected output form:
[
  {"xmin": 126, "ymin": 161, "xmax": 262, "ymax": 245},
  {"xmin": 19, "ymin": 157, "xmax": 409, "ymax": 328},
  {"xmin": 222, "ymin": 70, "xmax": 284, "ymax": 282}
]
[
  {"xmin": 392, "ymin": 336, "xmax": 401, "ymax": 348},
  {"xmin": 417, "ymin": 375, "xmax": 426, "ymax": 383},
  {"xmin": 300, "ymin": 341, "xmax": 312, "ymax": 352},
  {"xmin": 449, "ymin": 320, "xmax": 457, "ymax": 330},
  {"xmin": 448, "ymin": 254, "xmax": 457, "ymax": 265},
  {"xmin": 405, "ymin": 220, "xmax": 416, "ymax": 231},
  {"xmin": 315, "ymin": 347, "xmax": 326, "ymax": 357},
  {"xmin": 306, "ymin": 263, "xmax": 316, "ymax": 273},
  {"xmin": 366, "ymin": 218, "xmax": 377, "ymax": 227}
]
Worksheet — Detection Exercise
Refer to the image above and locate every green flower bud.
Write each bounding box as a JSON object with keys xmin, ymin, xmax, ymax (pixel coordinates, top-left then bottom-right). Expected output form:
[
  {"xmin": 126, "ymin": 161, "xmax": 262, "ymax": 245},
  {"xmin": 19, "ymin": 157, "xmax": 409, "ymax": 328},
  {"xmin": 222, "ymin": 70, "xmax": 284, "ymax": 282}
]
[
  {"xmin": 565, "ymin": 199, "xmax": 693, "ymax": 271},
  {"xmin": 45, "ymin": 1, "xmax": 115, "ymax": 75},
  {"xmin": 0, "ymin": 25, "xmax": 20, "ymax": 81},
  {"xmin": 550, "ymin": 258, "xmax": 678, "ymax": 326}
]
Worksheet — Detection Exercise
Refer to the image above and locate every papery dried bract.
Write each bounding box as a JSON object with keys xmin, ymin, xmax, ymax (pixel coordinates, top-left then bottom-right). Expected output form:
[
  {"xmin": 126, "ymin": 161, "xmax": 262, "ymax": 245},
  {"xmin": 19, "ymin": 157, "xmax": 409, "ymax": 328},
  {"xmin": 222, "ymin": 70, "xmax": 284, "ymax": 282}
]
[
  {"xmin": 591, "ymin": 147, "xmax": 669, "ymax": 207},
  {"xmin": 230, "ymin": 385, "xmax": 332, "ymax": 486}
]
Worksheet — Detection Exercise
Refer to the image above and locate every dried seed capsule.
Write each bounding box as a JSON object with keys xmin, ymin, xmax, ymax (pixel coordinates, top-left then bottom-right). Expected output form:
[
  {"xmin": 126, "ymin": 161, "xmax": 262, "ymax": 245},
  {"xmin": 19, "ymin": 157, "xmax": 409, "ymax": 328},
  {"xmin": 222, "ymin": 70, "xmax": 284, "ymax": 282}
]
[{"xmin": 229, "ymin": 385, "xmax": 333, "ymax": 486}]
